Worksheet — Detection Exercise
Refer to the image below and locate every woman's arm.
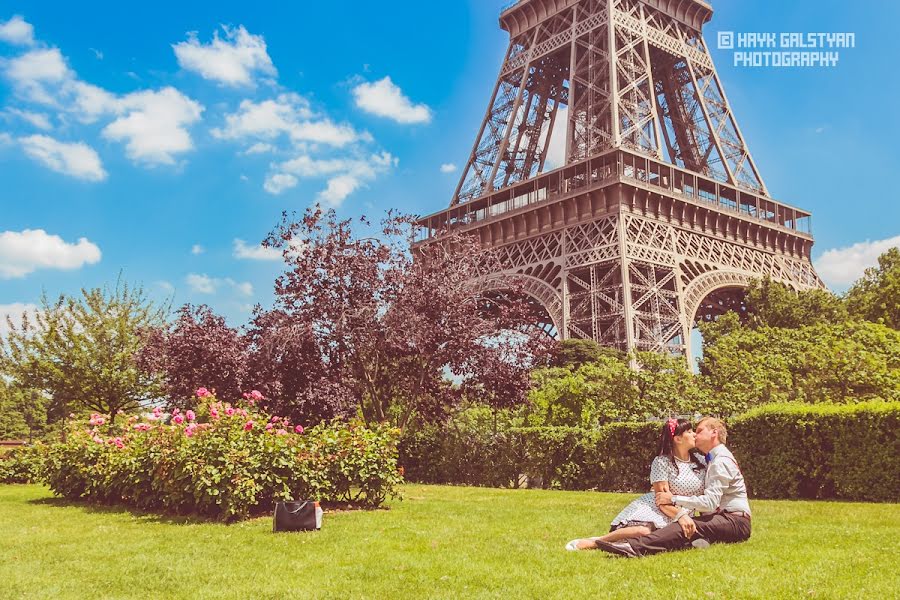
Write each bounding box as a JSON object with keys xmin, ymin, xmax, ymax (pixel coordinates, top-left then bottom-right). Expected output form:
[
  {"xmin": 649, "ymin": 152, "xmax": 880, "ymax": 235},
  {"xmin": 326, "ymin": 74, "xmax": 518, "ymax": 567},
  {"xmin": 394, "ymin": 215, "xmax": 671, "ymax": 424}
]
[{"xmin": 652, "ymin": 482, "xmax": 680, "ymax": 519}]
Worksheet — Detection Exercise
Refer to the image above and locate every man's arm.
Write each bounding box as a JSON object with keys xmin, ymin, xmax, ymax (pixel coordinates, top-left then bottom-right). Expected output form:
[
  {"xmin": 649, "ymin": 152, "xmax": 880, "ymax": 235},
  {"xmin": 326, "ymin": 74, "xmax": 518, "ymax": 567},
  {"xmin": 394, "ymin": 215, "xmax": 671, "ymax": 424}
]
[
  {"xmin": 660, "ymin": 461, "xmax": 735, "ymax": 513},
  {"xmin": 652, "ymin": 481, "xmax": 681, "ymax": 519}
]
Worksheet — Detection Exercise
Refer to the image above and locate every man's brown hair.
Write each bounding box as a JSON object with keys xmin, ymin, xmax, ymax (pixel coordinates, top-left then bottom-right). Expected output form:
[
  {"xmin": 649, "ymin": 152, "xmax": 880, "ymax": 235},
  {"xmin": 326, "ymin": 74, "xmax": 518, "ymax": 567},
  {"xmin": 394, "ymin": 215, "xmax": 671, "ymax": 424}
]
[{"xmin": 698, "ymin": 417, "xmax": 727, "ymax": 444}]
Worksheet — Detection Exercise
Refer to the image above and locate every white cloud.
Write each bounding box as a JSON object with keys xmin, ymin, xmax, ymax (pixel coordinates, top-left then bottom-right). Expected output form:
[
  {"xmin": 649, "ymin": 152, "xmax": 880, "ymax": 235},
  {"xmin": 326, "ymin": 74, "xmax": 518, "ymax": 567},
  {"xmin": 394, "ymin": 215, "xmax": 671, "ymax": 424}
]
[
  {"xmin": 5, "ymin": 47, "xmax": 69, "ymax": 81},
  {"xmin": 319, "ymin": 174, "xmax": 362, "ymax": 206},
  {"xmin": 6, "ymin": 107, "xmax": 52, "ymax": 130},
  {"xmin": 263, "ymin": 173, "xmax": 298, "ymax": 195},
  {"xmin": 101, "ymin": 87, "xmax": 204, "ymax": 165},
  {"xmin": 1, "ymin": 34, "xmax": 205, "ymax": 167},
  {"xmin": 0, "ymin": 15, "xmax": 35, "ymax": 46},
  {"xmin": 351, "ymin": 76, "xmax": 432, "ymax": 124},
  {"xmin": 90, "ymin": 48, "xmax": 103, "ymax": 60},
  {"xmin": 0, "ymin": 229, "xmax": 101, "ymax": 278},
  {"xmin": 265, "ymin": 151, "xmax": 397, "ymax": 205},
  {"xmin": 233, "ymin": 238, "xmax": 281, "ymax": 261},
  {"xmin": 440, "ymin": 163, "xmax": 457, "ymax": 174},
  {"xmin": 186, "ymin": 273, "xmax": 253, "ymax": 296},
  {"xmin": 19, "ymin": 134, "xmax": 106, "ymax": 181},
  {"xmin": 243, "ymin": 142, "xmax": 274, "ymax": 155},
  {"xmin": 0, "ymin": 303, "xmax": 38, "ymax": 338},
  {"xmin": 232, "ymin": 280, "xmax": 254, "ymax": 296},
  {"xmin": 186, "ymin": 273, "xmax": 216, "ymax": 294},
  {"xmin": 191, "ymin": 244, "xmax": 204, "ymax": 255},
  {"xmin": 0, "ymin": 132, "xmax": 12, "ymax": 145},
  {"xmin": 173, "ymin": 25, "xmax": 276, "ymax": 87},
  {"xmin": 213, "ymin": 94, "xmax": 364, "ymax": 148},
  {"xmin": 157, "ymin": 280, "xmax": 175, "ymax": 293},
  {"xmin": 815, "ymin": 235, "xmax": 900, "ymax": 288}
]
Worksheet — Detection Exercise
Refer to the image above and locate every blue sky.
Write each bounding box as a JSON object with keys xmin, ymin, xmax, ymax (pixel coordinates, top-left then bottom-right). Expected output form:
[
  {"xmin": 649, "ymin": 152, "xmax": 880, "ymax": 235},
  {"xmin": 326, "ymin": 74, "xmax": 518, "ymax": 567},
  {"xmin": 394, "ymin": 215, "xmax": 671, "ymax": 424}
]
[{"xmin": 1, "ymin": 0, "xmax": 898, "ymax": 332}]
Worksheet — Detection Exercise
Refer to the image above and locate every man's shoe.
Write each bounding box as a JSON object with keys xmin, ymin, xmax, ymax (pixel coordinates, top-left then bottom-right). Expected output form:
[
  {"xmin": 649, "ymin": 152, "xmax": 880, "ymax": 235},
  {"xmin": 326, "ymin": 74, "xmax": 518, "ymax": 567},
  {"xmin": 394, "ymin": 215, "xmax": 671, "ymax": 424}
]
[
  {"xmin": 691, "ymin": 538, "xmax": 710, "ymax": 549},
  {"xmin": 594, "ymin": 540, "xmax": 639, "ymax": 558}
]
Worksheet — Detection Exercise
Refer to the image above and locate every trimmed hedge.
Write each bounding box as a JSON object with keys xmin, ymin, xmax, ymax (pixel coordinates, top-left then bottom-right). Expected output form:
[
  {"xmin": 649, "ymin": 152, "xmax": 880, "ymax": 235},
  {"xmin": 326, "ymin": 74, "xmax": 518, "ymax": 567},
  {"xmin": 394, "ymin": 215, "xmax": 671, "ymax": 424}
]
[
  {"xmin": 400, "ymin": 402, "xmax": 900, "ymax": 502},
  {"xmin": 729, "ymin": 401, "xmax": 900, "ymax": 502},
  {"xmin": 400, "ymin": 422, "xmax": 659, "ymax": 492}
]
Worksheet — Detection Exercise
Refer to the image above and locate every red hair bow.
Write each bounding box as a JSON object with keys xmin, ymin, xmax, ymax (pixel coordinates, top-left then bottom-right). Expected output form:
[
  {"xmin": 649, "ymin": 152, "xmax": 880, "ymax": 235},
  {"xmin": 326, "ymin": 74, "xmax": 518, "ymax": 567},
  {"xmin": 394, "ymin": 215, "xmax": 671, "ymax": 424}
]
[{"xmin": 667, "ymin": 418, "xmax": 677, "ymax": 436}]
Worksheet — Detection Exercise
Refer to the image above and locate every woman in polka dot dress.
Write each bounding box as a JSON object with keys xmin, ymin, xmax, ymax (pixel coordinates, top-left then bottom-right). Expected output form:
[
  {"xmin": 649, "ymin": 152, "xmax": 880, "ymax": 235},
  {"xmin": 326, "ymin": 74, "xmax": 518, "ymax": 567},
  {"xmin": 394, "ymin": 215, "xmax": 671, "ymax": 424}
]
[{"xmin": 566, "ymin": 418, "xmax": 706, "ymax": 550}]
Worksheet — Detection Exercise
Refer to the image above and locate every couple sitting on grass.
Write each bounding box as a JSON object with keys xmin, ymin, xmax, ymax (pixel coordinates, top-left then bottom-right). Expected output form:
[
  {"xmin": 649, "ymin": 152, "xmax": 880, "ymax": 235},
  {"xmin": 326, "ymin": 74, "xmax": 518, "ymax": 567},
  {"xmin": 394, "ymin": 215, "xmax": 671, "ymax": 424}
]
[{"xmin": 566, "ymin": 416, "xmax": 751, "ymax": 558}]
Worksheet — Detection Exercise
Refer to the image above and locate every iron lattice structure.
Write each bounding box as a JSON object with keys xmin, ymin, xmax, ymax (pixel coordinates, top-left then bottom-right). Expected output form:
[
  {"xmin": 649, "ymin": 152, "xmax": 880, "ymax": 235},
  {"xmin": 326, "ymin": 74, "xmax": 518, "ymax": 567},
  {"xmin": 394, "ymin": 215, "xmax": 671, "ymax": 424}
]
[{"xmin": 416, "ymin": 0, "xmax": 823, "ymax": 356}]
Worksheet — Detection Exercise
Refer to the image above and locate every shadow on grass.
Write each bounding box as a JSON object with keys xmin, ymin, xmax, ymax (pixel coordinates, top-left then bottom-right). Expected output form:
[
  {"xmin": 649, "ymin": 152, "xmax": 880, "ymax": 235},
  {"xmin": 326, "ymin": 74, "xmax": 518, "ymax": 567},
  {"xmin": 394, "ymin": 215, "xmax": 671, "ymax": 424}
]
[
  {"xmin": 27, "ymin": 496, "xmax": 247, "ymax": 526},
  {"xmin": 26, "ymin": 495, "xmax": 391, "ymax": 526}
]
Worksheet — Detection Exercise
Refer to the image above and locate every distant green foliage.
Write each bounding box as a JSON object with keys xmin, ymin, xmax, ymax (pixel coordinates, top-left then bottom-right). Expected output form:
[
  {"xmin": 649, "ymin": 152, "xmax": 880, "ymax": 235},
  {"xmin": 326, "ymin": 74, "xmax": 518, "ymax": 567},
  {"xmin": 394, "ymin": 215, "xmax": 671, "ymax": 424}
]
[
  {"xmin": 0, "ymin": 444, "xmax": 46, "ymax": 484},
  {"xmin": 729, "ymin": 401, "xmax": 900, "ymax": 502},
  {"xmin": 846, "ymin": 247, "xmax": 900, "ymax": 330},
  {"xmin": 548, "ymin": 338, "xmax": 624, "ymax": 368},
  {"xmin": 743, "ymin": 277, "xmax": 848, "ymax": 329},
  {"xmin": 699, "ymin": 321, "xmax": 900, "ymax": 414},
  {"xmin": 527, "ymin": 351, "xmax": 708, "ymax": 427}
]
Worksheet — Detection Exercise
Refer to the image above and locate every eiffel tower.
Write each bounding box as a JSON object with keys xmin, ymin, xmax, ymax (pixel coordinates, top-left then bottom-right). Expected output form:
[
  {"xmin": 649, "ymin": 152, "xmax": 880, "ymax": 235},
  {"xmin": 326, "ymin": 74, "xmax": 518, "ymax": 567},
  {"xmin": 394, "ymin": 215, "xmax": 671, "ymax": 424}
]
[{"xmin": 416, "ymin": 0, "xmax": 823, "ymax": 356}]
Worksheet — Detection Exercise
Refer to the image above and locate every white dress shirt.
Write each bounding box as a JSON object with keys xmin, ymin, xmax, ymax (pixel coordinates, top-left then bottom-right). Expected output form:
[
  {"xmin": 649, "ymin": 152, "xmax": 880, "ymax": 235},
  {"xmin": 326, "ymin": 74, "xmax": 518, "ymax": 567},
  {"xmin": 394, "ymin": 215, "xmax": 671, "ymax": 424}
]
[{"xmin": 672, "ymin": 444, "xmax": 751, "ymax": 515}]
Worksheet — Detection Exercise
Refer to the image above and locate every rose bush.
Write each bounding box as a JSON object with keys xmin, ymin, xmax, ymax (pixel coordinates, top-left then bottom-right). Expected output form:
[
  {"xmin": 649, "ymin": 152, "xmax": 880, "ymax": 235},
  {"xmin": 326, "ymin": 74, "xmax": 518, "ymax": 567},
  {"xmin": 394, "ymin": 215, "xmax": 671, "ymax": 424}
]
[{"xmin": 42, "ymin": 391, "xmax": 403, "ymax": 520}]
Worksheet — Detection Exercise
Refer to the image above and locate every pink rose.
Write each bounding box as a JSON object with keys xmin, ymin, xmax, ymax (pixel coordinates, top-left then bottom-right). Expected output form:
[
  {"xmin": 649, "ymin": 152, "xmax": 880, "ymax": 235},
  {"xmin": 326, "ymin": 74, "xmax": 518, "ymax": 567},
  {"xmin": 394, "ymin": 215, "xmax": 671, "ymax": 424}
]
[
  {"xmin": 172, "ymin": 414, "xmax": 184, "ymax": 425},
  {"xmin": 271, "ymin": 416, "xmax": 280, "ymax": 423},
  {"xmin": 110, "ymin": 437, "xmax": 124, "ymax": 449},
  {"xmin": 93, "ymin": 436, "xmax": 104, "ymax": 444},
  {"xmin": 276, "ymin": 429, "xmax": 288, "ymax": 436},
  {"xmin": 89, "ymin": 414, "xmax": 106, "ymax": 426},
  {"xmin": 185, "ymin": 424, "xmax": 198, "ymax": 437},
  {"xmin": 172, "ymin": 408, "xmax": 180, "ymax": 415},
  {"xmin": 210, "ymin": 407, "xmax": 219, "ymax": 419},
  {"xmin": 196, "ymin": 387, "xmax": 211, "ymax": 398},
  {"xmin": 225, "ymin": 407, "xmax": 235, "ymax": 417},
  {"xmin": 294, "ymin": 425, "xmax": 304, "ymax": 434},
  {"xmin": 186, "ymin": 410, "xmax": 196, "ymax": 422},
  {"xmin": 243, "ymin": 420, "xmax": 254, "ymax": 431},
  {"xmin": 134, "ymin": 423, "xmax": 151, "ymax": 432},
  {"xmin": 250, "ymin": 390, "xmax": 264, "ymax": 401},
  {"xmin": 265, "ymin": 423, "xmax": 274, "ymax": 431}
]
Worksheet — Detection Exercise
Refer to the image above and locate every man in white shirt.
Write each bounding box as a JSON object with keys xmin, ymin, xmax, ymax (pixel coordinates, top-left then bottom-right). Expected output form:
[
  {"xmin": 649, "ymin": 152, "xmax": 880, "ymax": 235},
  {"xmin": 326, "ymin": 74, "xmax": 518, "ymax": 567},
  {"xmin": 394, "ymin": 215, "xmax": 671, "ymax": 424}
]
[{"xmin": 595, "ymin": 417, "xmax": 751, "ymax": 558}]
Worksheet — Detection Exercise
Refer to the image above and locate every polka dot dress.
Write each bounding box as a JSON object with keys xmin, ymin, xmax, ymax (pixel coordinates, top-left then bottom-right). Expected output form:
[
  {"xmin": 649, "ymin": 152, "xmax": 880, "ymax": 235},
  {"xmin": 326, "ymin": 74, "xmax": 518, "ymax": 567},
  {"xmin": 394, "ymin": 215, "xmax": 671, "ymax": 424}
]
[{"xmin": 610, "ymin": 455, "xmax": 707, "ymax": 529}]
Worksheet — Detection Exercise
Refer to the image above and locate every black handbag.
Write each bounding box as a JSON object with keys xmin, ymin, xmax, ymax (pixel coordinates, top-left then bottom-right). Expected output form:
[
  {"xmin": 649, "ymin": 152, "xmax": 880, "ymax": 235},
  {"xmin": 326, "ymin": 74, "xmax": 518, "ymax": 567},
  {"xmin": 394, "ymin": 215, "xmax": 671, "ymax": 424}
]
[{"xmin": 273, "ymin": 501, "xmax": 321, "ymax": 533}]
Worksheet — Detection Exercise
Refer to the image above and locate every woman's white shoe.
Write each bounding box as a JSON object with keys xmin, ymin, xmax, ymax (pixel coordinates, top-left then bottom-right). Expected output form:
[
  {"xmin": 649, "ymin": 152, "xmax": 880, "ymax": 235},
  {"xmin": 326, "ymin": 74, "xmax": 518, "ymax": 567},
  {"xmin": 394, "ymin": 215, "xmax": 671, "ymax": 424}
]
[{"xmin": 565, "ymin": 539, "xmax": 582, "ymax": 551}]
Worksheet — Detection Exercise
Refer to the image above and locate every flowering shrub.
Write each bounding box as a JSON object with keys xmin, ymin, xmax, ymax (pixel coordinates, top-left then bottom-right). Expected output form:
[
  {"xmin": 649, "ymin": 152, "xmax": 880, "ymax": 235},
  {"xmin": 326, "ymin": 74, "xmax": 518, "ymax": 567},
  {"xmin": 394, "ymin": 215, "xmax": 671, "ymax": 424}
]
[
  {"xmin": 42, "ymin": 391, "xmax": 403, "ymax": 520},
  {"xmin": 0, "ymin": 444, "xmax": 46, "ymax": 484}
]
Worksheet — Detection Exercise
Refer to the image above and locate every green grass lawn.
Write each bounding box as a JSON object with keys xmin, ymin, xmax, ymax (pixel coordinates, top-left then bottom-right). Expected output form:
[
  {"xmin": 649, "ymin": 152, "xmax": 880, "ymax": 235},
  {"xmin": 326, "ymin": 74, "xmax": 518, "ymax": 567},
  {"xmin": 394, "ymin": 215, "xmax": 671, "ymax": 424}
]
[{"xmin": 1, "ymin": 484, "xmax": 897, "ymax": 599}]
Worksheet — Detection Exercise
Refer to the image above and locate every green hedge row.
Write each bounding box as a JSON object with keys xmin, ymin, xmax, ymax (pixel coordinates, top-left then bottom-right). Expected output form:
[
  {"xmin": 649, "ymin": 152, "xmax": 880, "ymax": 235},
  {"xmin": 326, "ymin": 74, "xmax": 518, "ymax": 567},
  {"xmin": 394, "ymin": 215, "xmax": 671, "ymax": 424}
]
[
  {"xmin": 729, "ymin": 401, "xmax": 900, "ymax": 502},
  {"xmin": 399, "ymin": 401, "xmax": 900, "ymax": 502}
]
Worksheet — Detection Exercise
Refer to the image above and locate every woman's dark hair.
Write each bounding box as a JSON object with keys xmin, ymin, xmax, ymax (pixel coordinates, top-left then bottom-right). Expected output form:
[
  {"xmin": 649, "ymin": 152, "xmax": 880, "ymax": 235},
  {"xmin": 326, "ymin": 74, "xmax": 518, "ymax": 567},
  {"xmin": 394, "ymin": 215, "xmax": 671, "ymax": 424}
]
[{"xmin": 658, "ymin": 418, "xmax": 705, "ymax": 470}]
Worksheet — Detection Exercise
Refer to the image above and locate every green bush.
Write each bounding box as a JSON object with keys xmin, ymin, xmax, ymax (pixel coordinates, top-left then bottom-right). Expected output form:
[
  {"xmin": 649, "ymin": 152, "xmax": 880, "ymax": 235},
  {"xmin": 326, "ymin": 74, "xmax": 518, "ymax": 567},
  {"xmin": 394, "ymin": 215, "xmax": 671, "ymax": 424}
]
[
  {"xmin": 0, "ymin": 444, "xmax": 46, "ymax": 484},
  {"xmin": 400, "ymin": 403, "xmax": 900, "ymax": 502},
  {"xmin": 729, "ymin": 401, "xmax": 900, "ymax": 502},
  {"xmin": 41, "ymin": 396, "xmax": 403, "ymax": 521}
]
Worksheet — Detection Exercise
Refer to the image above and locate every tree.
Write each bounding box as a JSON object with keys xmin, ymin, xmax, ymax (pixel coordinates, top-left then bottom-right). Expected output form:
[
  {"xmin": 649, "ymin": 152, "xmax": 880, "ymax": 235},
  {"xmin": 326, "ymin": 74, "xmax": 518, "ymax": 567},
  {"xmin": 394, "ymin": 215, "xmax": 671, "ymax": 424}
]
[
  {"xmin": 263, "ymin": 206, "xmax": 553, "ymax": 430},
  {"xmin": 743, "ymin": 277, "xmax": 847, "ymax": 329},
  {"xmin": 548, "ymin": 338, "xmax": 625, "ymax": 368},
  {"xmin": 1, "ymin": 282, "xmax": 166, "ymax": 422},
  {"xmin": 243, "ymin": 307, "xmax": 347, "ymax": 425},
  {"xmin": 847, "ymin": 247, "xmax": 900, "ymax": 330},
  {"xmin": 699, "ymin": 321, "xmax": 900, "ymax": 413},
  {"xmin": 527, "ymin": 351, "xmax": 708, "ymax": 427},
  {"xmin": 138, "ymin": 304, "xmax": 247, "ymax": 408}
]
